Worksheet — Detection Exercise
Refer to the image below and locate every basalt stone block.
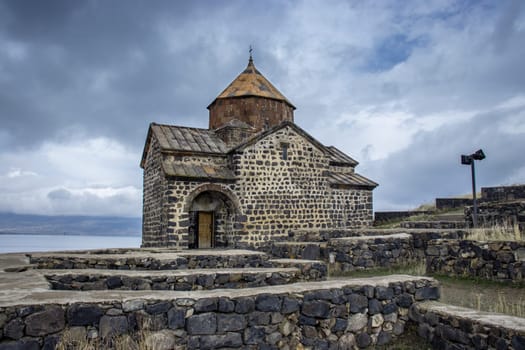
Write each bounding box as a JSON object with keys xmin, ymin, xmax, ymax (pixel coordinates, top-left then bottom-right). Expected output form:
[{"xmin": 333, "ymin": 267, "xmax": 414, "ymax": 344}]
[
  {"xmin": 244, "ymin": 326, "xmax": 266, "ymax": 345},
  {"xmin": 67, "ymin": 304, "xmax": 104, "ymax": 326},
  {"xmin": 146, "ymin": 301, "xmax": 172, "ymax": 315},
  {"xmin": 368, "ymin": 299, "xmax": 382, "ymax": 315},
  {"xmin": 415, "ymin": 287, "xmax": 440, "ymax": 301},
  {"xmin": 218, "ymin": 298, "xmax": 235, "ymax": 313},
  {"xmin": 217, "ymin": 314, "xmax": 247, "ymax": 332},
  {"xmin": 396, "ymin": 294, "xmax": 414, "ymax": 308},
  {"xmin": 332, "ymin": 318, "xmax": 347, "ymax": 332},
  {"xmin": 302, "ymin": 301, "xmax": 330, "ymax": 318},
  {"xmin": 167, "ymin": 307, "xmax": 185, "ymax": 329},
  {"xmin": 377, "ymin": 331, "xmax": 392, "ymax": 346},
  {"xmin": 348, "ymin": 294, "xmax": 368, "ymax": 313},
  {"xmin": 375, "ymin": 286, "xmax": 394, "ymax": 300},
  {"xmin": 194, "ymin": 298, "xmax": 218, "ymax": 313},
  {"xmin": 282, "ymin": 297, "xmax": 300, "ymax": 314},
  {"xmin": 99, "ymin": 315, "xmax": 129, "ymax": 339},
  {"xmin": 0, "ymin": 339, "xmax": 40, "ymax": 350},
  {"xmin": 186, "ymin": 313, "xmax": 217, "ymax": 335},
  {"xmin": 356, "ymin": 332, "xmax": 372, "ymax": 348},
  {"xmin": 299, "ymin": 315, "xmax": 317, "ymax": 326},
  {"xmin": 256, "ymin": 294, "xmax": 282, "ymax": 312},
  {"xmin": 201, "ymin": 333, "xmax": 243, "ymax": 349},
  {"xmin": 106, "ymin": 276, "xmax": 123, "ymax": 289},
  {"xmin": 235, "ymin": 297, "xmax": 255, "ymax": 314},
  {"xmin": 248, "ymin": 311, "xmax": 270, "ymax": 326},
  {"xmin": 511, "ymin": 335, "xmax": 525, "ymax": 350},
  {"xmin": 25, "ymin": 305, "xmax": 65, "ymax": 336},
  {"xmin": 4, "ymin": 318, "xmax": 24, "ymax": 340},
  {"xmin": 383, "ymin": 302, "xmax": 398, "ymax": 314}
]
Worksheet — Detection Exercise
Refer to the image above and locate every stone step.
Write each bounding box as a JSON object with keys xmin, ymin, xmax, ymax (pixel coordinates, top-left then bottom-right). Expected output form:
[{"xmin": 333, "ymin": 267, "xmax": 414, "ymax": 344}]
[
  {"xmin": 267, "ymin": 241, "xmax": 327, "ymax": 260},
  {"xmin": 400, "ymin": 221, "xmax": 467, "ymax": 229},
  {"xmin": 28, "ymin": 249, "xmax": 271, "ymax": 270},
  {"xmin": 269, "ymin": 258, "xmax": 328, "ymax": 281},
  {"xmin": 43, "ymin": 267, "xmax": 303, "ymax": 291},
  {"xmin": 0, "ymin": 275, "xmax": 440, "ymax": 350}
]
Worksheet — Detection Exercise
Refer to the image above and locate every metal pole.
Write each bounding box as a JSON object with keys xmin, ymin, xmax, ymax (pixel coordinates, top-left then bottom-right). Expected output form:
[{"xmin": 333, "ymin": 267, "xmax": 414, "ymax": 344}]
[{"xmin": 471, "ymin": 160, "xmax": 478, "ymax": 228}]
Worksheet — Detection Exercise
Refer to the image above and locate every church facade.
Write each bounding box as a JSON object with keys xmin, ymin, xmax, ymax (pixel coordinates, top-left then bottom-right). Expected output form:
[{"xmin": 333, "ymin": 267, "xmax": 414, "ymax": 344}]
[{"xmin": 140, "ymin": 56, "xmax": 377, "ymax": 249}]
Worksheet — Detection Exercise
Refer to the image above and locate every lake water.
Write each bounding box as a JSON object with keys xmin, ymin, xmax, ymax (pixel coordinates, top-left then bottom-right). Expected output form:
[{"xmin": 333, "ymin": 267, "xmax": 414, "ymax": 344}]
[{"xmin": 0, "ymin": 234, "xmax": 141, "ymax": 253}]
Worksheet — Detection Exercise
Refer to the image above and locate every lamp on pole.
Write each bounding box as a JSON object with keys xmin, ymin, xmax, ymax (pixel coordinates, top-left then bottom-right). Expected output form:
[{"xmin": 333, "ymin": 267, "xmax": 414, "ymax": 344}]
[{"xmin": 460, "ymin": 149, "xmax": 486, "ymax": 228}]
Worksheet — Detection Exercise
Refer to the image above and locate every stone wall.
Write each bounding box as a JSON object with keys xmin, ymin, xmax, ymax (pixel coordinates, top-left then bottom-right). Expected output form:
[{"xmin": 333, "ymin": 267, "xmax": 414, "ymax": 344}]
[
  {"xmin": 482, "ymin": 184, "xmax": 525, "ymax": 202},
  {"xmin": 435, "ymin": 198, "xmax": 473, "ymax": 210},
  {"xmin": 45, "ymin": 269, "xmax": 305, "ymax": 291},
  {"xmin": 465, "ymin": 200, "xmax": 525, "ymax": 230},
  {"xmin": 142, "ymin": 136, "xmax": 169, "ymax": 247},
  {"xmin": 373, "ymin": 211, "xmax": 433, "ymax": 225},
  {"xmin": 411, "ymin": 301, "xmax": 525, "ymax": 350},
  {"xmin": 426, "ymin": 239, "xmax": 525, "ymax": 282},
  {"xmin": 327, "ymin": 234, "xmax": 415, "ymax": 273},
  {"xmin": 0, "ymin": 277, "xmax": 440, "ymax": 349},
  {"xmin": 400, "ymin": 221, "xmax": 467, "ymax": 229},
  {"xmin": 232, "ymin": 126, "xmax": 373, "ymax": 247}
]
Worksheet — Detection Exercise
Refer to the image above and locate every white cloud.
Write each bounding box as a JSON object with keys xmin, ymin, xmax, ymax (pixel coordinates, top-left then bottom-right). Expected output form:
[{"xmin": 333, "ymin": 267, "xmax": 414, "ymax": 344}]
[{"xmin": 0, "ymin": 134, "xmax": 142, "ymax": 216}]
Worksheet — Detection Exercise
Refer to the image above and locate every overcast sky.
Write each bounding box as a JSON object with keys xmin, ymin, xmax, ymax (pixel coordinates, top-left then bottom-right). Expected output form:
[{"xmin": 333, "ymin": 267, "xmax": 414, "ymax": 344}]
[{"xmin": 0, "ymin": 0, "xmax": 524, "ymax": 217}]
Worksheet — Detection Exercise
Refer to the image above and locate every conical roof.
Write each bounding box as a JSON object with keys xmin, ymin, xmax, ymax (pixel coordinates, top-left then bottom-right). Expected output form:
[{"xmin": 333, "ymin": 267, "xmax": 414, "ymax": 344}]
[{"xmin": 208, "ymin": 57, "xmax": 295, "ymax": 109}]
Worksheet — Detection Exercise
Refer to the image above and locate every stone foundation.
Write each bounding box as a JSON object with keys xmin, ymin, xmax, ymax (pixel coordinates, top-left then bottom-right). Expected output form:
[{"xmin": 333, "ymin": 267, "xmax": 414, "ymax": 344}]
[
  {"xmin": 327, "ymin": 233, "xmax": 415, "ymax": 273},
  {"xmin": 410, "ymin": 301, "xmax": 525, "ymax": 350},
  {"xmin": 426, "ymin": 239, "xmax": 525, "ymax": 283},
  {"xmin": 0, "ymin": 276, "xmax": 439, "ymax": 349}
]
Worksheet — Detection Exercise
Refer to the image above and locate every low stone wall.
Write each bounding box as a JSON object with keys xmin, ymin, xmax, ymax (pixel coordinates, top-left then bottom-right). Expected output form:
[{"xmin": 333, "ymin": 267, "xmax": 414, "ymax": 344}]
[
  {"xmin": 482, "ymin": 184, "xmax": 525, "ymax": 202},
  {"xmin": 0, "ymin": 276, "xmax": 440, "ymax": 349},
  {"xmin": 400, "ymin": 221, "xmax": 467, "ymax": 230},
  {"xmin": 269, "ymin": 259, "xmax": 327, "ymax": 281},
  {"xmin": 465, "ymin": 200, "xmax": 525, "ymax": 230},
  {"xmin": 435, "ymin": 198, "xmax": 473, "ymax": 210},
  {"xmin": 411, "ymin": 301, "xmax": 525, "ymax": 350},
  {"xmin": 265, "ymin": 242, "xmax": 327, "ymax": 260},
  {"xmin": 328, "ymin": 233, "xmax": 414, "ymax": 273},
  {"xmin": 29, "ymin": 250, "xmax": 271, "ymax": 270},
  {"xmin": 426, "ymin": 239, "xmax": 525, "ymax": 282},
  {"xmin": 45, "ymin": 268, "xmax": 305, "ymax": 291},
  {"xmin": 373, "ymin": 211, "xmax": 433, "ymax": 225}
]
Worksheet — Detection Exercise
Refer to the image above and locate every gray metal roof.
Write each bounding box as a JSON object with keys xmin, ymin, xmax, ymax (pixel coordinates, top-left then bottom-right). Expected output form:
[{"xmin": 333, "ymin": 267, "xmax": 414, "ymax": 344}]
[
  {"xmin": 326, "ymin": 146, "xmax": 359, "ymax": 166},
  {"xmin": 328, "ymin": 171, "xmax": 378, "ymax": 189},
  {"xmin": 152, "ymin": 123, "xmax": 229, "ymax": 154},
  {"xmin": 162, "ymin": 161, "xmax": 236, "ymax": 181}
]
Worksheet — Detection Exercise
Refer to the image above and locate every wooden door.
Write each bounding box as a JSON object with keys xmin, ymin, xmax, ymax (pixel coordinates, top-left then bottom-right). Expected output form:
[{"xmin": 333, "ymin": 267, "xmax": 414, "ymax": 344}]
[{"xmin": 198, "ymin": 212, "xmax": 213, "ymax": 248}]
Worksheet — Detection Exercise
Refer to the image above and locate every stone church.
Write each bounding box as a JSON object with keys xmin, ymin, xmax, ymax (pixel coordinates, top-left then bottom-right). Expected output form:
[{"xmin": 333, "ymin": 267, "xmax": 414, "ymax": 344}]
[{"xmin": 140, "ymin": 55, "xmax": 377, "ymax": 249}]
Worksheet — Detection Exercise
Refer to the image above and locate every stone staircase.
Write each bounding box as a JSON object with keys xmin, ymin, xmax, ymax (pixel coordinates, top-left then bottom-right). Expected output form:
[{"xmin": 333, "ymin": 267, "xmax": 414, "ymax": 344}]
[{"xmin": 0, "ymin": 246, "xmax": 443, "ymax": 349}]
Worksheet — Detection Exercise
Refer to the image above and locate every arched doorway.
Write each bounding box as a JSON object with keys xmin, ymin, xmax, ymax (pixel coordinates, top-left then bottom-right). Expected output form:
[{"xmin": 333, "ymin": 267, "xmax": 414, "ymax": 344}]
[{"xmin": 185, "ymin": 186, "xmax": 241, "ymax": 249}]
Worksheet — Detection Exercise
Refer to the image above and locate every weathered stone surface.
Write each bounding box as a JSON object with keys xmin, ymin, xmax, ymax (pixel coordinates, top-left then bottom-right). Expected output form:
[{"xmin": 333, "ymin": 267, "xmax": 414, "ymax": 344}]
[
  {"xmin": 4, "ymin": 318, "xmax": 24, "ymax": 340},
  {"xmin": 99, "ymin": 315, "xmax": 129, "ymax": 338},
  {"xmin": 282, "ymin": 297, "xmax": 300, "ymax": 314},
  {"xmin": 186, "ymin": 313, "xmax": 217, "ymax": 335},
  {"xmin": 348, "ymin": 294, "xmax": 368, "ymax": 313},
  {"xmin": 218, "ymin": 298, "xmax": 235, "ymax": 313},
  {"xmin": 235, "ymin": 297, "xmax": 255, "ymax": 313},
  {"xmin": 25, "ymin": 305, "xmax": 65, "ymax": 336},
  {"xmin": 356, "ymin": 332, "xmax": 372, "ymax": 348},
  {"xmin": 217, "ymin": 314, "xmax": 246, "ymax": 332},
  {"xmin": 67, "ymin": 304, "xmax": 103, "ymax": 326},
  {"xmin": 201, "ymin": 333, "xmax": 243, "ymax": 349},
  {"xmin": 146, "ymin": 301, "xmax": 172, "ymax": 315},
  {"xmin": 256, "ymin": 294, "xmax": 281, "ymax": 312},
  {"xmin": 302, "ymin": 300, "xmax": 330, "ymax": 318},
  {"xmin": 167, "ymin": 307, "xmax": 185, "ymax": 329},
  {"xmin": 368, "ymin": 299, "xmax": 382, "ymax": 315},
  {"xmin": 415, "ymin": 286, "xmax": 440, "ymax": 301},
  {"xmin": 122, "ymin": 299, "xmax": 145, "ymax": 312},
  {"xmin": 347, "ymin": 313, "xmax": 368, "ymax": 332},
  {"xmin": 0, "ymin": 339, "xmax": 40, "ymax": 350},
  {"xmin": 244, "ymin": 326, "xmax": 266, "ymax": 344},
  {"xmin": 194, "ymin": 298, "xmax": 218, "ymax": 313}
]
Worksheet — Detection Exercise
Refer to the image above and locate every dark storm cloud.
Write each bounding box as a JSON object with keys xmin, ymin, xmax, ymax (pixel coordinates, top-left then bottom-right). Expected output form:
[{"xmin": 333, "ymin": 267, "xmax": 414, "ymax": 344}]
[{"xmin": 0, "ymin": 0, "xmax": 288, "ymax": 150}]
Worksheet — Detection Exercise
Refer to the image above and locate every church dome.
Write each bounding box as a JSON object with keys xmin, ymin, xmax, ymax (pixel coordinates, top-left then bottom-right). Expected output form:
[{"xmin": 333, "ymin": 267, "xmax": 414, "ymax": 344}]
[{"xmin": 208, "ymin": 55, "xmax": 295, "ymax": 132}]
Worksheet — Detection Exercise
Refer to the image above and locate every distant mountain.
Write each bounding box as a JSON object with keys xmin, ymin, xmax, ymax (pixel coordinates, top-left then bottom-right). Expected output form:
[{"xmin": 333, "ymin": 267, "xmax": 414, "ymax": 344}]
[{"xmin": 0, "ymin": 213, "xmax": 141, "ymax": 236}]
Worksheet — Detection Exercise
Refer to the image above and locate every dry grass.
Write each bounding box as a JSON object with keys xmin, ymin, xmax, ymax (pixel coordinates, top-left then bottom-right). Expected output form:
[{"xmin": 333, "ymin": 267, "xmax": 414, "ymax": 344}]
[
  {"xmin": 476, "ymin": 293, "xmax": 525, "ymax": 318},
  {"xmin": 466, "ymin": 221, "xmax": 524, "ymax": 242}
]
